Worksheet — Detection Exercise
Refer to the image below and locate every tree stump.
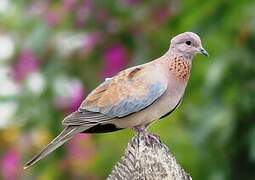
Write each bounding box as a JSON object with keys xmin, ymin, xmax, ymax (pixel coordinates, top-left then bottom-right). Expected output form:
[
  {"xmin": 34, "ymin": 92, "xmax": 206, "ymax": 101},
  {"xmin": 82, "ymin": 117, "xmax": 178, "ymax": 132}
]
[{"xmin": 107, "ymin": 132, "xmax": 192, "ymax": 180}]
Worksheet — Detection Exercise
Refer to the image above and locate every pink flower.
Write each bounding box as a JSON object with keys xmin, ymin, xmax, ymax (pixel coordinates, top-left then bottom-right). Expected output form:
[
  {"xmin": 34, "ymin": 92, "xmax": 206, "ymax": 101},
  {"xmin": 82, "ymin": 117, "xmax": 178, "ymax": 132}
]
[
  {"xmin": 152, "ymin": 5, "xmax": 172, "ymax": 25},
  {"xmin": 0, "ymin": 149, "xmax": 21, "ymax": 180},
  {"xmin": 101, "ymin": 43, "xmax": 128, "ymax": 78},
  {"xmin": 55, "ymin": 80, "xmax": 85, "ymax": 113},
  {"xmin": 63, "ymin": 0, "xmax": 77, "ymax": 11},
  {"xmin": 44, "ymin": 10, "xmax": 61, "ymax": 26},
  {"xmin": 75, "ymin": 0, "xmax": 93, "ymax": 27},
  {"xmin": 27, "ymin": 1, "xmax": 48, "ymax": 16},
  {"xmin": 81, "ymin": 32, "xmax": 101, "ymax": 55},
  {"xmin": 11, "ymin": 49, "xmax": 39, "ymax": 82},
  {"xmin": 69, "ymin": 82, "xmax": 85, "ymax": 112},
  {"xmin": 64, "ymin": 134, "xmax": 95, "ymax": 173},
  {"xmin": 67, "ymin": 134, "xmax": 93, "ymax": 159}
]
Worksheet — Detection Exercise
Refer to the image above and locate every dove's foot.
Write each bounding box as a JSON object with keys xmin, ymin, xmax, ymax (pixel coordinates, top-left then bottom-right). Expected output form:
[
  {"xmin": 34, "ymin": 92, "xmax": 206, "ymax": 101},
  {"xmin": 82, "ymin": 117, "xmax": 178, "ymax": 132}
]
[
  {"xmin": 133, "ymin": 126, "xmax": 161, "ymax": 145},
  {"xmin": 146, "ymin": 133, "xmax": 161, "ymax": 145}
]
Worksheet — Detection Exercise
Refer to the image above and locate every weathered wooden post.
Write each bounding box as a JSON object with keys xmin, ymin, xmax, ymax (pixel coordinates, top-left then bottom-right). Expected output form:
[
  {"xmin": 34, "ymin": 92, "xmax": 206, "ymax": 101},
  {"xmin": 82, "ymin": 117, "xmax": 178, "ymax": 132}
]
[{"xmin": 107, "ymin": 132, "xmax": 192, "ymax": 180}]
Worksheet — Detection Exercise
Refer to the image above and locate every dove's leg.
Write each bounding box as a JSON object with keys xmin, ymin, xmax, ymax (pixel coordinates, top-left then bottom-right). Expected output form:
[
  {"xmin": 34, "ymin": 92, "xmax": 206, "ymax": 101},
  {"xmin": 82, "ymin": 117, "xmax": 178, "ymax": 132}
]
[
  {"xmin": 133, "ymin": 126, "xmax": 146, "ymax": 133},
  {"xmin": 133, "ymin": 126, "xmax": 161, "ymax": 144}
]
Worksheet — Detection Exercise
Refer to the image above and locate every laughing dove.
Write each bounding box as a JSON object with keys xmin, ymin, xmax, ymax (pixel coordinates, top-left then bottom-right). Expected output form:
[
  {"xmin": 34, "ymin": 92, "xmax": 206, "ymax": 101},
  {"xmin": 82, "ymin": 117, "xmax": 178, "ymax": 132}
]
[{"xmin": 24, "ymin": 32, "xmax": 208, "ymax": 169}]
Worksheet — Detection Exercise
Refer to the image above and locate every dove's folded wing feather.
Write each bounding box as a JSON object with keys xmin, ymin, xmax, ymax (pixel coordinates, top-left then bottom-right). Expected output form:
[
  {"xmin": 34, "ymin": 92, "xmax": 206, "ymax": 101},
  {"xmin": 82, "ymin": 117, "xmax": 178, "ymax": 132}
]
[
  {"xmin": 79, "ymin": 64, "xmax": 168, "ymax": 118},
  {"xmin": 62, "ymin": 110, "xmax": 112, "ymax": 126}
]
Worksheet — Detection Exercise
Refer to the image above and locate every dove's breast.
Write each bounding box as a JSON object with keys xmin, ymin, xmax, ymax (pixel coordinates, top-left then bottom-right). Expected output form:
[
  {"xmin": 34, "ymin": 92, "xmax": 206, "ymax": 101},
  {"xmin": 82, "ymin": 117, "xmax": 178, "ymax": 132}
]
[{"xmin": 112, "ymin": 71, "xmax": 189, "ymax": 128}]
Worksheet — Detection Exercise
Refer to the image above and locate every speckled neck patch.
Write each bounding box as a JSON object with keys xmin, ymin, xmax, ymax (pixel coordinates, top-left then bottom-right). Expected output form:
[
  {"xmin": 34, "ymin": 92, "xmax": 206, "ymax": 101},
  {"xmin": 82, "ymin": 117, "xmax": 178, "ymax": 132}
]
[{"xmin": 169, "ymin": 56, "xmax": 191, "ymax": 81}]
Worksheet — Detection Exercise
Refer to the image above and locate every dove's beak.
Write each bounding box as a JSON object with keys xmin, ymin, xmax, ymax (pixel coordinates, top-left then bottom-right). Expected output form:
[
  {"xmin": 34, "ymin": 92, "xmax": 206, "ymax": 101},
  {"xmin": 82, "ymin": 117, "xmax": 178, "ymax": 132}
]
[{"xmin": 199, "ymin": 47, "xmax": 209, "ymax": 57}]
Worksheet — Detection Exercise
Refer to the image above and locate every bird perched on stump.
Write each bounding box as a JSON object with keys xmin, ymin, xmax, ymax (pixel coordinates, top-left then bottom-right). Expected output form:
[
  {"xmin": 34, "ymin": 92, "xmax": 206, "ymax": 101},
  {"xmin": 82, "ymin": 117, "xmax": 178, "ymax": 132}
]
[{"xmin": 24, "ymin": 32, "xmax": 209, "ymax": 169}]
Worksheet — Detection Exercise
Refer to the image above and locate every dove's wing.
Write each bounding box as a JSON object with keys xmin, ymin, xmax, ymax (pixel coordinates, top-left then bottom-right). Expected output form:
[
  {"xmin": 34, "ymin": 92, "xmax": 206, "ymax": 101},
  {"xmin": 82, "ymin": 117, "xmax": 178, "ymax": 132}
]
[
  {"xmin": 63, "ymin": 63, "xmax": 168, "ymax": 127},
  {"xmin": 81, "ymin": 64, "xmax": 168, "ymax": 118}
]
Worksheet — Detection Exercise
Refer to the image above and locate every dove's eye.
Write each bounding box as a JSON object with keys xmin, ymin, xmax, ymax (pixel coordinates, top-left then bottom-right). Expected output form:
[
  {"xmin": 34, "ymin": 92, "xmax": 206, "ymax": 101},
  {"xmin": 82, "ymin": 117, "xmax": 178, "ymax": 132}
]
[{"xmin": 185, "ymin": 41, "xmax": 191, "ymax": 45}]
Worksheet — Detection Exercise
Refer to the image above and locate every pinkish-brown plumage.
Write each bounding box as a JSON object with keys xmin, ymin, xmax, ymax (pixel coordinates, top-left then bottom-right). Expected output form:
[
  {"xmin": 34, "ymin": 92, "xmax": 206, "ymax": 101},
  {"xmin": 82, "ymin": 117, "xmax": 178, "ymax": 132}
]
[
  {"xmin": 24, "ymin": 32, "xmax": 208, "ymax": 169},
  {"xmin": 83, "ymin": 63, "xmax": 168, "ymax": 117}
]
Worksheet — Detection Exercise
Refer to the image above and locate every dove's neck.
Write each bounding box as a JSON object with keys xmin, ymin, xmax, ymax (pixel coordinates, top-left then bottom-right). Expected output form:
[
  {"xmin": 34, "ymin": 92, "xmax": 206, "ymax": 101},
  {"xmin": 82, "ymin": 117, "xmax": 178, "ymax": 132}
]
[{"xmin": 159, "ymin": 50, "xmax": 192, "ymax": 82}]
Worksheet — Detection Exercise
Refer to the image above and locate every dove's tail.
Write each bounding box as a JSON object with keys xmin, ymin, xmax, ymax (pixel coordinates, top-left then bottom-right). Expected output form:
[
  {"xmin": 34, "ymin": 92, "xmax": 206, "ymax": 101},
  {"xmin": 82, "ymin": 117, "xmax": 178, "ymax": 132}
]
[{"xmin": 24, "ymin": 125, "xmax": 91, "ymax": 169}]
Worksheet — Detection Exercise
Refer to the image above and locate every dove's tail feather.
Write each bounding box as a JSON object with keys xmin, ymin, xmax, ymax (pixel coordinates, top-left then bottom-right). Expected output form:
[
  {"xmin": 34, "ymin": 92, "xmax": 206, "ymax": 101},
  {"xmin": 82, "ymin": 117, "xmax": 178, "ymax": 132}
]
[{"xmin": 24, "ymin": 125, "xmax": 91, "ymax": 169}]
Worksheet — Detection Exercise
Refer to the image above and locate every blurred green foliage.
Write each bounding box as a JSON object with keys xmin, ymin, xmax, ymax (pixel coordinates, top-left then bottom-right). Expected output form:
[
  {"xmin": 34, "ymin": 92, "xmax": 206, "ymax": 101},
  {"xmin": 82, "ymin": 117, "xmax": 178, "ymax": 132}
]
[{"xmin": 0, "ymin": 0, "xmax": 255, "ymax": 179}]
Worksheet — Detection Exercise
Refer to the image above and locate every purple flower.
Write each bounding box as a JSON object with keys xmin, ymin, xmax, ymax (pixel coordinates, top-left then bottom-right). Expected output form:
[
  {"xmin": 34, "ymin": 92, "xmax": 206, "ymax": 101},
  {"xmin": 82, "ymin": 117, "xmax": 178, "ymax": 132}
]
[
  {"xmin": 44, "ymin": 10, "xmax": 62, "ymax": 26},
  {"xmin": 101, "ymin": 43, "xmax": 128, "ymax": 78},
  {"xmin": 1, "ymin": 149, "xmax": 21, "ymax": 180},
  {"xmin": 69, "ymin": 82, "xmax": 85, "ymax": 112},
  {"xmin": 75, "ymin": 0, "xmax": 93, "ymax": 27},
  {"xmin": 11, "ymin": 49, "xmax": 39, "ymax": 82}
]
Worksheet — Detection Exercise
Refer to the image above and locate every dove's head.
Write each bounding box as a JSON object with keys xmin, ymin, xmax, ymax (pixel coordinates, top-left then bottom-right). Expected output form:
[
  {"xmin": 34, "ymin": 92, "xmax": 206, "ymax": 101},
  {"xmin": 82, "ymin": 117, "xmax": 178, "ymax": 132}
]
[{"xmin": 170, "ymin": 32, "xmax": 209, "ymax": 59}]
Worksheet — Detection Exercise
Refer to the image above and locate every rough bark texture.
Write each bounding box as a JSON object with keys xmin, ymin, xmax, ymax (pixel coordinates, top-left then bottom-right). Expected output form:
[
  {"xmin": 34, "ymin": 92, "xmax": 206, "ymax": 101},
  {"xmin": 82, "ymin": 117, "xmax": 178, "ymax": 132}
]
[{"xmin": 107, "ymin": 132, "xmax": 192, "ymax": 180}]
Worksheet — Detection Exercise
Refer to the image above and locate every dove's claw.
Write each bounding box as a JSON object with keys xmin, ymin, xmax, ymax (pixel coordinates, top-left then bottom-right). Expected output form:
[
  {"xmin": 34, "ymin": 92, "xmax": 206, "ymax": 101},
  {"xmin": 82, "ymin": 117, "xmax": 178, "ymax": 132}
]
[{"xmin": 146, "ymin": 133, "xmax": 161, "ymax": 144}]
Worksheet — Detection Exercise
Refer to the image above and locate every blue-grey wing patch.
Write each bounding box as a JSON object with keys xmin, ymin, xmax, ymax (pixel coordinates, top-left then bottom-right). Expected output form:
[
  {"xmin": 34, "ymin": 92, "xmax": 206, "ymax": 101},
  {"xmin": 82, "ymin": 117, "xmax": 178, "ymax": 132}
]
[{"xmin": 101, "ymin": 82, "xmax": 167, "ymax": 118}]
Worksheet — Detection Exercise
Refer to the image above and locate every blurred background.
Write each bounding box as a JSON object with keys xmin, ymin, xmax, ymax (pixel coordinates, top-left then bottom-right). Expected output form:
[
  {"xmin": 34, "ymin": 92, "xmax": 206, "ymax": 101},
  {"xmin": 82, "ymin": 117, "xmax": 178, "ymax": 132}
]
[{"xmin": 0, "ymin": 0, "xmax": 255, "ymax": 179}]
